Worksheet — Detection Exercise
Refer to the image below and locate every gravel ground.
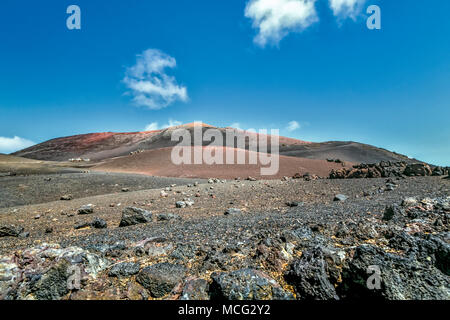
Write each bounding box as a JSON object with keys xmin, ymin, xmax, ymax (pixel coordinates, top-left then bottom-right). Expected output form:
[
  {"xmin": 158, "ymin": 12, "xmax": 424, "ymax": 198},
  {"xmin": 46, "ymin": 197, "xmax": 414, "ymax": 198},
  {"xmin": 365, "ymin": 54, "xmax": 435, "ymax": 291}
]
[
  {"xmin": 0, "ymin": 175, "xmax": 449, "ymax": 300},
  {"xmin": 0, "ymin": 171, "xmax": 205, "ymax": 208}
]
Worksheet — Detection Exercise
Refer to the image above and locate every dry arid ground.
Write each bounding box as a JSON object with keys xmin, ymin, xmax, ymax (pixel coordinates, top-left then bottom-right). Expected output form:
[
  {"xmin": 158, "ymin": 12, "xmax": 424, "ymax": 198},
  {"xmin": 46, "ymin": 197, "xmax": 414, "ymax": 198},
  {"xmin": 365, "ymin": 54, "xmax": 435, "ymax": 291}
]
[
  {"xmin": 1, "ymin": 168, "xmax": 449, "ymax": 300},
  {"xmin": 0, "ymin": 128, "xmax": 449, "ymax": 300}
]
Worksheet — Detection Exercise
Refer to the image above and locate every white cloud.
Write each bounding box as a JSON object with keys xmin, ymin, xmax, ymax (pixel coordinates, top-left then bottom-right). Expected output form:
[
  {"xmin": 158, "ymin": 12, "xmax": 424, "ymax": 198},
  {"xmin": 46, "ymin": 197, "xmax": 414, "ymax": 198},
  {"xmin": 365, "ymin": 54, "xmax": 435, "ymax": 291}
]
[
  {"xmin": 124, "ymin": 49, "xmax": 188, "ymax": 110},
  {"xmin": 329, "ymin": 0, "xmax": 366, "ymax": 20},
  {"xmin": 144, "ymin": 119, "xmax": 182, "ymax": 131},
  {"xmin": 144, "ymin": 122, "xmax": 159, "ymax": 131},
  {"xmin": 0, "ymin": 136, "xmax": 35, "ymax": 154},
  {"xmin": 245, "ymin": 0, "xmax": 319, "ymax": 47},
  {"xmin": 230, "ymin": 122, "xmax": 242, "ymax": 130},
  {"xmin": 287, "ymin": 120, "xmax": 301, "ymax": 132}
]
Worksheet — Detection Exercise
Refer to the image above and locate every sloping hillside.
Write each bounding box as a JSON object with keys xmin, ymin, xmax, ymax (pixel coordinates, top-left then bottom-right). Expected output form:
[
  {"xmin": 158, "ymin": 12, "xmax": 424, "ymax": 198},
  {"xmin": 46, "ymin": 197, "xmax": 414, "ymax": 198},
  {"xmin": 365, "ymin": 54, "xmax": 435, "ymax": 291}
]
[
  {"xmin": 280, "ymin": 141, "xmax": 418, "ymax": 164},
  {"xmin": 13, "ymin": 124, "xmax": 310, "ymax": 162}
]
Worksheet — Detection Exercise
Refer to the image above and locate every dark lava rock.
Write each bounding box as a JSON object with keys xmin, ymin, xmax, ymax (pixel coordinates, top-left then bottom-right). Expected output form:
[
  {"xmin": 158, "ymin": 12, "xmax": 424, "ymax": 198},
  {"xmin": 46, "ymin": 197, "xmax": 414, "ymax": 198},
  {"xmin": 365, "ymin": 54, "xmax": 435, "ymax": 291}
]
[
  {"xmin": 404, "ymin": 163, "xmax": 432, "ymax": 177},
  {"xmin": 285, "ymin": 247, "xmax": 339, "ymax": 300},
  {"xmin": 210, "ymin": 268, "xmax": 294, "ymax": 300},
  {"xmin": 385, "ymin": 183, "xmax": 396, "ymax": 191},
  {"xmin": 224, "ymin": 208, "xmax": 242, "ymax": 216},
  {"xmin": 333, "ymin": 194, "xmax": 348, "ymax": 202},
  {"xmin": 74, "ymin": 222, "xmax": 91, "ymax": 230},
  {"xmin": 181, "ymin": 278, "xmax": 209, "ymax": 300},
  {"xmin": 432, "ymin": 167, "xmax": 445, "ymax": 176},
  {"xmin": 31, "ymin": 261, "xmax": 70, "ymax": 300},
  {"xmin": 136, "ymin": 263, "xmax": 187, "ymax": 298},
  {"xmin": 119, "ymin": 207, "xmax": 152, "ymax": 227},
  {"xmin": 286, "ymin": 201, "xmax": 303, "ymax": 207},
  {"xmin": 92, "ymin": 241, "xmax": 127, "ymax": 256},
  {"xmin": 77, "ymin": 204, "xmax": 94, "ymax": 215},
  {"xmin": 283, "ymin": 226, "xmax": 314, "ymax": 242},
  {"xmin": 388, "ymin": 233, "xmax": 450, "ymax": 276},
  {"xmin": 0, "ymin": 225, "xmax": 24, "ymax": 237},
  {"xmin": 157, "ymin": 213, "xmax": 180, "ymax": 221},
  {"xmin": 383, "ymin": 205, "xmax": 404, "ymax": 221},
  {"xmin": 176, "ymin": 201, "xmax": 187, "ymax": 208},
  {"xmin": 109, "ymin": 262, "xmax": 140, "ymax": 278},
  {"xmin": 92, "ymin": 217, "xmax": 107, "ymax": 229},
  {"xmin": 340, "ymin": 244, "xmax": 450, "ymax": 300},
  {"xmin": 170, "ymin": 244, "xmax": 197, "ymax": 261}
]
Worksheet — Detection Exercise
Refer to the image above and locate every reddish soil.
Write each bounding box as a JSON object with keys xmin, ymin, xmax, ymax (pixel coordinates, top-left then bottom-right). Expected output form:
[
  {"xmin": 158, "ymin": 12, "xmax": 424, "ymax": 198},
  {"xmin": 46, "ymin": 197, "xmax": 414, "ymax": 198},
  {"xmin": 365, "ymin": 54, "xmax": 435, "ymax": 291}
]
[{"xmin": 93, "ymin": 146, "xmax": 353, "ymax": 179}]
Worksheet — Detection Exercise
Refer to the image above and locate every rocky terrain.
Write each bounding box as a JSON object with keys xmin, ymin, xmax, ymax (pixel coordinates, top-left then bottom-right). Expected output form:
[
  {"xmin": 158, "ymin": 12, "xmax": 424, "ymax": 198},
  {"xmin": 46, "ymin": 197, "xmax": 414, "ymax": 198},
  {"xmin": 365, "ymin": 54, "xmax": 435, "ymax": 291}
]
[
  {"xmin": 1, "ymin": 173, "xmax": 449, "ymax": 300},
  {"xmin": 1, "ymin": 124, "xmax": 448, "ymax": 300}
]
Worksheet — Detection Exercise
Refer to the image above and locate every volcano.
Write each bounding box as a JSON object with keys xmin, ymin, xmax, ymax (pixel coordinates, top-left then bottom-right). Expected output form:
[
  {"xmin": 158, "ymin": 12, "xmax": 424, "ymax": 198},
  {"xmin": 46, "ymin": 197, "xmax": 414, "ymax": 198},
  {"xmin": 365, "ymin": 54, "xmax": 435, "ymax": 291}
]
[{"xmin": 11, "ymin": 123, "xmax": 418, "ymax": 179}]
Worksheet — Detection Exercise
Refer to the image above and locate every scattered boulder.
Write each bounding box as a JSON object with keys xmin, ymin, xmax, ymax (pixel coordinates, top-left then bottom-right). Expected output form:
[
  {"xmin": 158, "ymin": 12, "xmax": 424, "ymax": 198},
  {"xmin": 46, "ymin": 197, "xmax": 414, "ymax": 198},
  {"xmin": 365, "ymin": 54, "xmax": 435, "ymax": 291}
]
[
  {"xmin": 74, "ymin": 217, "xmax": 107, "ymax": 230},
  {"xmin": 109, "ymin": 262, "xmax": 140, "ymax": 278},
  {"xmin": 77, "ymin": 204, "xmax": 94, "ymax": 215},
  {"xmin": 160, "ymin": 190, "xmax": 168, "ymax": 198},
  {"xmin": 340, "ymin": 244, "xmax": 450, "ymax": 299},
  {"xmin": 136, "ymin": 263, "xmax": 187, "ymax": 298},
  {"xmin": 383, "ymin": 205, "xmax": 404, "ymax": 221},
  {"xmin": 210, "ymin": 268, "xmax": 294, "ymax": 300},
  {"xmin": 181, "ymin": 278, "xmax": 209, "ymax": 300},
  {"xmin": 0, "ymin": 244, "xmax": 109, "ymax": 300},
  {"xmin": 224, "ymin": 208, "xmax": 242, "ymax": 216},
  {"xmin": 176, "ymin": 200, "xmax": 195, "ymax": 208},
  {"xmin": 334, "ymin": 194, "xmax": 348, "ymax": 202},
  {"xmin": 157, "ymin": 213, "xmax": 180, "ymax": 221},
  {"xmin": 404, "ymin": 163, "xmax": 432, "ymax": 177},
  {"xmin": 119, "ymin": 207, "xmax": 152, "ymax": 227},
  {"xmin": 285, "ymin": 247, "xmax": 339, "ymax": 300},
  {"xmin": 60, "ymin": 195, "xmax": 72, "ymax": 201},
  {"xmin": 402, "ymin": 197, "xmax": 418, "ymax": 207},
  {"xmin": 432, "ymin": 167, "xmax": 445, "ymax": 176},
  {"xmin": 286, "ymin": 201, "xmax": 303, "ymax": 207},
  {"xmin": 92, "ymin": 217, "xmax": 107, "ymax": 229},
  {"xmin": 0, "ymin": 225, "xmax": 24, "ymax": 238},
  {"xmin": 74, "ymin": 222, "xmax": 92, "ymax": 230}
]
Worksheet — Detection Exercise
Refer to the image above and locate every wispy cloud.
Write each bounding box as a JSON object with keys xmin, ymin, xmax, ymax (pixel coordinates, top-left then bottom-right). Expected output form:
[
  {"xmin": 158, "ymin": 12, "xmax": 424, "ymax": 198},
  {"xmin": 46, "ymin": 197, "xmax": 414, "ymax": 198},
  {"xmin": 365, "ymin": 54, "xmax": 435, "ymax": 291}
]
[
  {"xmin": 124, "ymin": 49, "xmax": 188, "ymax": 110},
  {"xmin": 230, "ymin": 122, "xmax": 242, "ymax": 130},
  {"xmin": 287, "ymin": 120, "xmax": 301, "ymax": 132},
  {"xmin": 0, "ymin": 136, "xmax": 35, "ymax": 154},
  {"xmin": 245, "ymin": 0, "xmax": 319, "ymax": 47},
  {"xmin": 144, "ymin": 119, "xmax": 182, "ymax": 131},
  {"xmin": 329, "ymin": 0, "xmax": 366, "ymax": 20}
]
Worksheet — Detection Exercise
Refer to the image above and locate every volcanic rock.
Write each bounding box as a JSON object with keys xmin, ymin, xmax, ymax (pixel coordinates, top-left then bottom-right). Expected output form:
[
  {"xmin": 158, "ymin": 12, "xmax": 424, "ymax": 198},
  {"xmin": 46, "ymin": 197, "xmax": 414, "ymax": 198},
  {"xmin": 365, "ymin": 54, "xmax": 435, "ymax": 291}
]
[
  {"xmin": 109, "ymin": 262, "xmax": 140, "ymax": 278},
  {"xmin": 136, "ymin": 263, "xmax": 187, "ymax": 298},
  {"xmin": 210, "ymin": 268, "xmax": 294, "ymax": 300},
  {"xmin": 119, "ymin": 207, "xmax": 152, "ymax": 227},
  {"xmin": 77, "ymin": 204, "xmax": 94, "ymax": 215},
  {"xmin": 0, "ymin": 225, "xmax": 24, "ymax": 238},
  {"xmin": 285, "ymin": 246, "xmax": 339, "ymax": 300}
]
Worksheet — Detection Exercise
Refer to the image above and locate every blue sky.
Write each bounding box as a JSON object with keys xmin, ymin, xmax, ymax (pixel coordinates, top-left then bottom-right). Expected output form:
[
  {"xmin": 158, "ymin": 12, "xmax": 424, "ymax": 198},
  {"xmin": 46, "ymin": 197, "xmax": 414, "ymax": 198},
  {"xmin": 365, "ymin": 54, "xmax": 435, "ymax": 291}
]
[{"xmin": 0, "ymin": 0, "xmax": 449, "ymax": 165}]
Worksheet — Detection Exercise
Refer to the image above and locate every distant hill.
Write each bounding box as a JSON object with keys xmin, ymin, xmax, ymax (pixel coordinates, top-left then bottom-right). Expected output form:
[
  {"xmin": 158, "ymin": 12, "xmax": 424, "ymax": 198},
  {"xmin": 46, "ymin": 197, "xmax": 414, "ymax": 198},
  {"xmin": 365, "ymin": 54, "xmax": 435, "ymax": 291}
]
[
  {"xmin": 10, "ymin": 123, "xmax": 423, "ymax": 178},
  {"xmin": 13, "ymin": 123, "xmax": 310, "ymax": 162},
  {"xmin": 279, "ymin": 141, "xmax": 419, "ymax": 164}
]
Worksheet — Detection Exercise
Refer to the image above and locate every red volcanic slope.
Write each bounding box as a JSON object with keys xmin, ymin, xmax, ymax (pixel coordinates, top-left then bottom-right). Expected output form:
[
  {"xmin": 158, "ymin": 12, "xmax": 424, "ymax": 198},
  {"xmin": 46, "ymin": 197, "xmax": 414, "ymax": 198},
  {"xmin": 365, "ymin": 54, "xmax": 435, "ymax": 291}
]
[
  {"xmin": 93, "ymin": 146, "xmax": 353, "ymax": 179},
  {"xmin": 13, "ymin": 124, "xmax": 311, "ymax": 162}
]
